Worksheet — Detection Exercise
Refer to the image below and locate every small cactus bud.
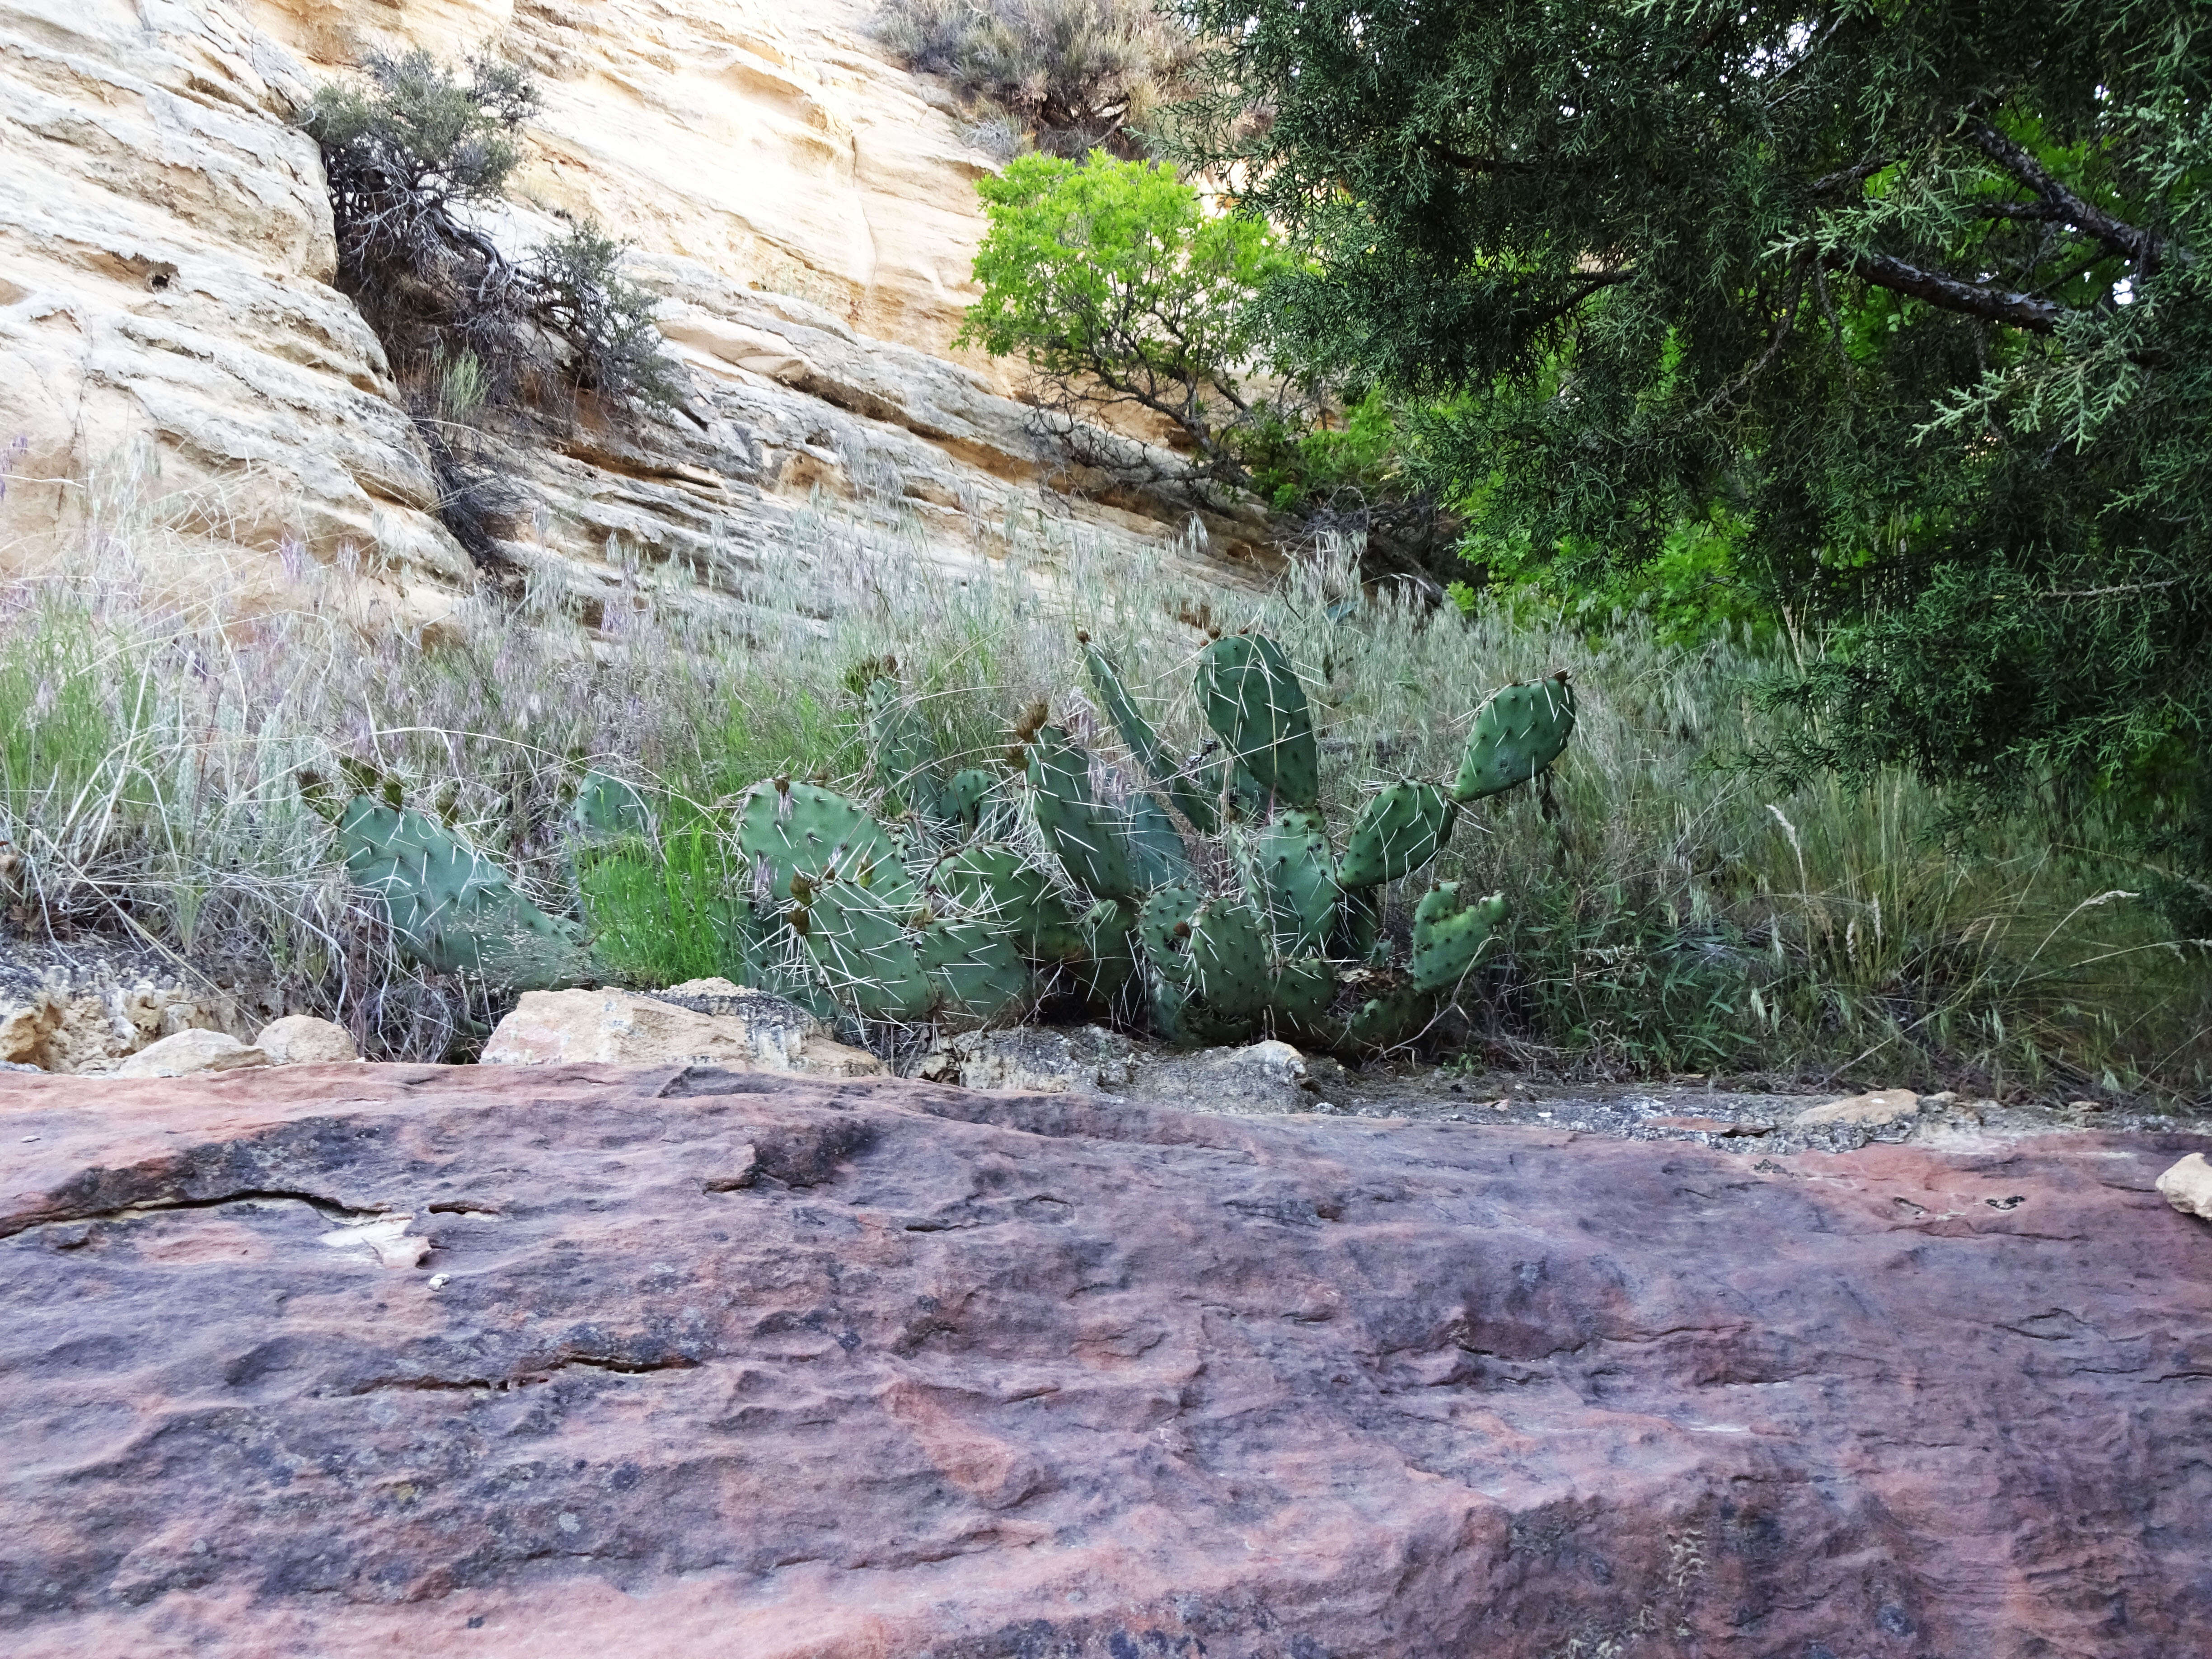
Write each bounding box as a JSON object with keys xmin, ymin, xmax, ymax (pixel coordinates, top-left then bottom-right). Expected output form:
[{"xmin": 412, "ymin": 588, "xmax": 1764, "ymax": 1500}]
[
  {"xmin": 773, "ymin": 774, "xmax": 791, "ymax": 795},
  {"xmin": 1075, "ymin": 628, "xmax": 1090, "ymax": 644}
]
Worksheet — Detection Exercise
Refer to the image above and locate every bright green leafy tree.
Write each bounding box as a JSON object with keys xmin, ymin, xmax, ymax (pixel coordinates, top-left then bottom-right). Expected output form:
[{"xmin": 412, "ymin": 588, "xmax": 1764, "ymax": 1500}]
[
  {"xmin": 1177, "ymin": 0, "xmax": 2212, "ymax": 921},
  {"xmin": 958, "ymin": 151, "xmax": 1289, "ymax": 498}
]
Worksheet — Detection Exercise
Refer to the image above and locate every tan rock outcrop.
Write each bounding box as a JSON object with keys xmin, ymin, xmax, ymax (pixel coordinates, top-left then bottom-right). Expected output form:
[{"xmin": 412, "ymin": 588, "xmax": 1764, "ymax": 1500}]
[
  {"xmin": 1794, "ymin": 1087, "xmax": 1922, "ymax": 1129},
  {"xmin": 480, "ymin": 986, "xmax": 883, "ymax": 1077},
  {"xmin": 2159, "ymin": 1153, "xmax": 2212, "ymax": 1223},
  {"xmin": 0, "ymin": 974, "xmax": 259, "ymax": 1073}
]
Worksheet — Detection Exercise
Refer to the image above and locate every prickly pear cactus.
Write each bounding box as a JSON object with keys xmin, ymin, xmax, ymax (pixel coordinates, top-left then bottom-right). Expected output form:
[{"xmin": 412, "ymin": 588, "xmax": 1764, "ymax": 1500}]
[
  {"xmin": 1409, "ymin": 882, "xmax": 1508, "ymax": 994},
  {"xmin": 335, "ymin": 796, "xmax": 592, "ymax": 989},
  {"xmin": 915, "ymin": 916, "xmax": 1031, "ymax": 1025},
  {"xmin": 1184, "ymin": 895, "xmax": 1275, "ymax": 1022},
  {"xmin": 929, "ymin": 844, "xmax": 1086, "ymax": 963},
  {"xmin": 738, "ymin": 780, "xmax": 912, "ymax": 907},
  {"xmin": 1084, "ymin": 635, "xmax": 1219, "ymax": 833},
  {"xmin": 1026, "ymin": 724, "xmax": 1140, "ymax": 901},
  {"xmin": 1136, "ymin": 881, "xmax": 1206, "ymax": 983},
  {"xmin": 1271, "ymin": 956, "xmax": 1336, "ymax": 1030},
  {"xmin": 862, "ymin": 675, "xmax": 944, "ymax": 814},
  {"xmin": 1451, "ymin": 672, "xmax": 1576, "ymax": 802},
  {"xmin": 937, "ymin": 767, "xmax": 994, "ymax": 833},
  {"xmin": 789, "ymin": 875, "xmax": 932, "ymax": 1022},
  {"xmin": 1338, "ymin": 780, "xmax": 1457, "ymax": 890},
  {"xmin": 1243, "ymin": 807, "xmax": 1340, "ymax": 955},
  {"xmin": 1126, "ymin": 792, "xmax": 1192, "ymax": 888},
  {"xmin": 1196, "ymin": 633, "xmax": 1319, "ymax": 808},
  {"xmin": 1343, "ymin": 975, "xmax": 1438, "ymax": 1050},
  {"xmin": 573, "ymin": 771, "xmax": 651, "ymax": 842}
]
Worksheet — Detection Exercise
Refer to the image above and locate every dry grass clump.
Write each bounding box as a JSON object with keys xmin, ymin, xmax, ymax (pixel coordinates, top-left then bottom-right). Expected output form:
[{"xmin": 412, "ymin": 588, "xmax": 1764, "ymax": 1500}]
[
  {"xmin": 2, "ymin": 457, "xmax": 2206, "ymax": 1094},
  {"xmin": 872, "ymin": 0, "xmax": 1201, "ymax": 157}
]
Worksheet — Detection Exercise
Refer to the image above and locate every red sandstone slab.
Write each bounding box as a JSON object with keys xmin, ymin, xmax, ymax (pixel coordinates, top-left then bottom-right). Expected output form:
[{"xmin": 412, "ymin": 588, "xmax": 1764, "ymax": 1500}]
[{"xmin": 2, "ymin": 1064, "xmax": 2207, "ymax": 1657}]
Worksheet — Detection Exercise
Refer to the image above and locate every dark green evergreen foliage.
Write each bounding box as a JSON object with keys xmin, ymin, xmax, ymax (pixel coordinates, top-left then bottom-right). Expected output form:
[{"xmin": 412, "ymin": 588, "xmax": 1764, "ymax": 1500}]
[
  {"xmin": 1178, "ymin": 0, "xmax": 2211, "ymax": 912},
  {"xmin": 301, "ymin": 52, "xmax": 680, "ymax": 427}
]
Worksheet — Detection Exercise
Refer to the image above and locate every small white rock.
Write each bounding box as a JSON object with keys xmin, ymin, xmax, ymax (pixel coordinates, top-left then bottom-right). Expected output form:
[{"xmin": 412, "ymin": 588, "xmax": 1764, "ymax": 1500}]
[{"xmin": 2156, "ymin": 1153, "xmax": 2212, "ymax": 1223}]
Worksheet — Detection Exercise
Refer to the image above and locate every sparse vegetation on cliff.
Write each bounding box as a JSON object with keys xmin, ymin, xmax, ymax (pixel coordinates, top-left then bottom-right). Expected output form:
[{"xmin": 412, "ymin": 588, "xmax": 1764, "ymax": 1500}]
[
  {"xmin": 298, "ymin": 52, "xmax": 681, "ymax": 566},
  {"xmin": 872, "ymin": 0, "xmax": 1199, "ymax": 157}
]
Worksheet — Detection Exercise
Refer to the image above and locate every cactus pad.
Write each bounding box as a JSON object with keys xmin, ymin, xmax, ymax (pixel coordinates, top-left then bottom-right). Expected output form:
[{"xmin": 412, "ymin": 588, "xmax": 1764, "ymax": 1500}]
[
  {"xmin": 1126, "ymin": 792, "xmax": 1192, "ymax": 888},
  {"xmin": 916, "ymin": 917, "xmax": 1031, "ymax": 1024},
  {"xmin": 1026, "ymin": 724, "xmax": 1139, "ymax": 900},
  {"xmin": 1245, "ymin": 807, "xmax": 1340, "ymax": 954},
  {"xmin": 1409, "ymin": 882, "xmax": 1508, "ymax": 994},
  {"xmin": 1451, "ymin": 673, "xmax": 1576, "ymax": 802},
  {"xmin": 929, "ymin": 843, "xmax": 1085, "ymax": 962},
  {"xmin": 738, "ymin": 781, "xmax": 912, "ymax": 908},
  {"xmin": 792, "ymin": 876, "xmax": 934, "ymax": 1022},
  {"xmin": 1196, "ymin": 633, "xmax": 1319, "ymax": 808},
  {"xmin": 1185, "ymin": 896, "xmax": 1275, "ymax": 1021},
  {"xmin": 573, "ymin": 772, "xmax": 651, "ymax": 842},
  {"xmin": 1085, "ymin": 637, "xmax": 1218, "ymax": 833},
  {"xmin": 863, "ymin": 675, "xmax": 943, "ymax": 813},
  {"xmin": 336, "ymin": 797, "xmax": 591, "ymax": 989},
  {"xmin": 1343, "ymin": 975, "xmax": 1438, "ymax": 1051},
  {"xmin": 1136, "ymin": 881, "xmax": 1206, "ymax": 982},
  {"xmin": 1339, "ymin": 781, "xmax": 1457, "ymax": 889}
]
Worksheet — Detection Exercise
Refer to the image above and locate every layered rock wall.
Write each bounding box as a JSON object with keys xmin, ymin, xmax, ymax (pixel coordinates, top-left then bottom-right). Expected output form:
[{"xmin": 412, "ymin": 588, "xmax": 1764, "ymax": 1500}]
[{"xmin": 0, "ymin": 0, "xmax": 1247, "ymax": 633}]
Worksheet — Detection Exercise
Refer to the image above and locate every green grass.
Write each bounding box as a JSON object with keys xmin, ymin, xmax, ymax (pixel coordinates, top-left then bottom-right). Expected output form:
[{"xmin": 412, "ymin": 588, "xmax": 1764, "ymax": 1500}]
[{"xmin": 2, "ymin": 463, "xmax": 2205, "ymax": 1095}]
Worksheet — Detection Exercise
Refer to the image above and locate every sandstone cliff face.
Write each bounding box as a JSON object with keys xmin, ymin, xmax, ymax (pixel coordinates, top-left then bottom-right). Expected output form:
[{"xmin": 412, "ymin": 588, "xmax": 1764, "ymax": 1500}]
[{"xmin": 0, "ymin": 0, "xmax": 1245, "ymax": 632}]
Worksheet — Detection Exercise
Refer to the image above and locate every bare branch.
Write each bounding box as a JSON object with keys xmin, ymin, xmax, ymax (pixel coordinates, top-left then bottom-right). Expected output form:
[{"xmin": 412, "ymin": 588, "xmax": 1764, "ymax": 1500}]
[
  {"xmin": 1845, "ymin": 251, "xmax": 2064, "ymax": 332},
  {"xmin": 1965, "ymin": 120, "xmax": 2167, "ymax": 273}
]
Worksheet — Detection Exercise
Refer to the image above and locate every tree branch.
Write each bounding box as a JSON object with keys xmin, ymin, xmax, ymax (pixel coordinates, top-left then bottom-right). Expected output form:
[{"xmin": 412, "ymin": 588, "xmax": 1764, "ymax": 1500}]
[
  {"xmin": 1420, "ymin": 139, "xmax": 1527, "ymax": 174},
  {"xmin": 1965, "ymin": 120, "xmax": 2166, "ymax": 272},
  {"xmin": 1845, "ymin": 250, "xmax": 2064, "ymax": 332}
]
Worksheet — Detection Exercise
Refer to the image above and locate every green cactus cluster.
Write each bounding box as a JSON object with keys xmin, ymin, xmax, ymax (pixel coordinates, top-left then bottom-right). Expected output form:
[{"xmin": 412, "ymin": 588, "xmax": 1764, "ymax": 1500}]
[{"xmin": 311, "ymin": 630, "xmax": 1576, "ymax": 1057}]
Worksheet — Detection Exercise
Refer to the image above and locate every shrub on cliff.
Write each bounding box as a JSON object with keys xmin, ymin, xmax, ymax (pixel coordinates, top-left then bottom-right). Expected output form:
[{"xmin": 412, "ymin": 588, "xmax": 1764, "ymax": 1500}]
[
  {"xmin": 301, "ymin": 52, "xmax": 680, "ymax": 421},
  {"xmin": 873, "ymin": 0, "xmax": 1198, "ymax": 158}
]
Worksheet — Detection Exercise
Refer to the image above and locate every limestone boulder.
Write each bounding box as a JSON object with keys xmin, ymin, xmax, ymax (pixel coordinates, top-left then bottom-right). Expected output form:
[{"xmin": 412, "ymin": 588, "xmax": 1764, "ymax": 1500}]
[
  {"xmin": 1, "ymin": 1065, "xmax": 2208, "ymax": 1653},
  {"xmin": 112, "ymin": 1028, "xmax": 268, "ymax": 1077},
  {"xmin": 254, "ymin": 1015, "xmax": 359, "ymax": 1065},
  {"xmin": 479, "ymin": 987, "xmax": 882, "ymax": 1078},
  {"xmin": 2158, "ymin": 1152, "xmax": 2212, "ymax": 1222}
]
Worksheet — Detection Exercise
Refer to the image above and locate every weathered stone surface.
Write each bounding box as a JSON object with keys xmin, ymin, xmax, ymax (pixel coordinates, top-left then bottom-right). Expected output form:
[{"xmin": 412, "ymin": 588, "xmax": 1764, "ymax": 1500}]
[
  {"xmin": 917, "ymin": 1022, "xmax": 1139, "ymax": 1092},
  {"xmin": 3, "ymin": 1064, "xmax": 2207, "ymax": 1655},
  {"xmin": 0, "ymin": 965, "xmax": 265, "ymax": 1074},
  {"xmin": 481, "ymin": 986, "xmax": 883, "ymax": 1078},
  {"xmin": 2159, "ymin": 1152, "xmax": 2212, "ymax": 1221},
  {"xmin": 1127, "ymin": 1039, "xmax": 1319, "ymax": 1116},
  {"xmin": 110, "ymin": 1027, "xmax": 267, "ymax": 1077},
  {"xmin": 1644, "ymin": 1113, "xmax": 1775, "ymax": 1137},
  {"xmin": 1794, "ymin": 1086, "xmax": 1921, "ymax": 1128},
  {"xmin": 254, "ymin": 1014, "xmax": 358, "ymax": 1065}
]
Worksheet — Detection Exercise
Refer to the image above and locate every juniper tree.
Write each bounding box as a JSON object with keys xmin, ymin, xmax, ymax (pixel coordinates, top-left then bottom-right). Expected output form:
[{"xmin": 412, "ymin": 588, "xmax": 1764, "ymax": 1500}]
[{"xmin": 1177, "ymin": 0, "xmax": 2212, "ymax": 919}]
